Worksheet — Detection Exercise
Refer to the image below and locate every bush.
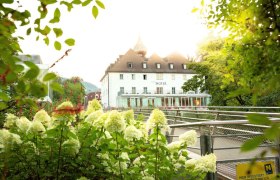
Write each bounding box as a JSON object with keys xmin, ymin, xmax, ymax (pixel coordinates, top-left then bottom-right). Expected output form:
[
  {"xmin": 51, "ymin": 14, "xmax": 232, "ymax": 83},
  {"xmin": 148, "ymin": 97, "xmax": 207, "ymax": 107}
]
[{"xmin": 0, "ymin": 100, "xmax": 216, "ymax": 179}]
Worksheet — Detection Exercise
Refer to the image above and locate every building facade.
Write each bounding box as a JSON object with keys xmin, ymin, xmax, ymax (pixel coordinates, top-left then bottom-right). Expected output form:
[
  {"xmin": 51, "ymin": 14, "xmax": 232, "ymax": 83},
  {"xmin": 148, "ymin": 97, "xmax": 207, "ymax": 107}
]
[{"xmin": 100, "ymin": 39, "xmax": 211, "ymax": 108}]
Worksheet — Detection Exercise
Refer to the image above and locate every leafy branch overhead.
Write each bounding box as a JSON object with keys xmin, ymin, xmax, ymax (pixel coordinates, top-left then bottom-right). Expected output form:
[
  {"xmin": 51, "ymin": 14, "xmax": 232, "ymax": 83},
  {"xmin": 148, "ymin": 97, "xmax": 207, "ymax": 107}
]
[{"xmin": 0, "ymin": 0, "xmax": 105, "ymax": 124}]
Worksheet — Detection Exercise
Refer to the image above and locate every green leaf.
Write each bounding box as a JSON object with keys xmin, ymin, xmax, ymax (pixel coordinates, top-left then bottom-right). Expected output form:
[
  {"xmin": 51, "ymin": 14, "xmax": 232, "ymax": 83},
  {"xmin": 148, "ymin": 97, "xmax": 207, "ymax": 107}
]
[
  {"xmin": 0, "ymin": 102, "xmax": 8, "ymax": 111},
  {"xmin": 54, "ymin": 41, "xmax": 62, "ymax": 50},
  {"xmin": 43, "ymin": 72, "xmax": 57, "ymax": 81},
  {"xmin": 54, "ymin": 8, "xmax": 61, "ymax": 18},
  {"xmin": 65, "ymin": 38, "xmax": 75, "ymax": 46},
  {"xmin": 72, "ymin": 0, "xmax": 81, "ymax": 4},
  {"xmin": 50, "ymin": 82, "xmax": 63, "ymax": 93},
  {"xmin": 44, "ymin": 37, "xmax": 50, "ymax": 45},
  {"xmin": 96, "ymin": 0, "xmax": 105, "ymax": 9},
  {"xmin": 36, "ymin": 35, "xmax": 40, "ymax": 41},
  {"xmin": 241, "ymin": 135, "xmax": 265, "ymax": 152},
  {"xmin": 24, "ymin": 61, "xmax": 38, "ymax": 69},
  {"xmin": 26, "ymin": 28, "xmax": 31, "ymax": 35},
  {"xmin": 264, "ymin": 124, "xmax": 280, "ymax": 140},
  {"xmin": 30, "ymin": 82, "xmax": 48, "ymax": 98},
  {"xmin": 24, "ymin": 69, "xmax": 40, "ymax": 80},
  {"xmin": 60, "ymin": 1, "xmax": 73, "ymax": 11},
  {"xmin": 53, "ymin": 28, "xmax": 63, "ymax": 37},
  {"xmin": 247, "ymin": 114, "xmax": 271, "ymax": 125},
  {"xmin": 0, "ymin": 92, "xmax": 9, "ymax": 101},
  {"xmin": 49, "ymin": 8, "xmax": 60, "ymax": 23},
  {"xmin": 92, "ymin": 5, "xmax": 98, "ymax": 19},
  {"xmin": 14, "ymin": 64, "xmax": 24, "ymax": 73},
  {"xmin": 82, "ymin": 0, "xmax": 91, "ymax": 6},
  {"xmin": 42, "ymin": 26, "xmax": 51, "ymax": 35},
  {"xmin": 201, "ymin": 0, "xmax": 204, "ymax": 6},
  {"xmin": 191, "ymin": 8, "xmax": 198, "ymax": 13}
]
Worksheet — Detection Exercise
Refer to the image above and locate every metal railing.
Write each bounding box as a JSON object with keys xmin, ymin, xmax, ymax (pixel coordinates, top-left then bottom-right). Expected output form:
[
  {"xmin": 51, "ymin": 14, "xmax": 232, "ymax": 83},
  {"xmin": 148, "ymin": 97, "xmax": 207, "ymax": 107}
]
[{"xmin": 132, "ymin": 106, "xmax": 280, "ymax": 180}]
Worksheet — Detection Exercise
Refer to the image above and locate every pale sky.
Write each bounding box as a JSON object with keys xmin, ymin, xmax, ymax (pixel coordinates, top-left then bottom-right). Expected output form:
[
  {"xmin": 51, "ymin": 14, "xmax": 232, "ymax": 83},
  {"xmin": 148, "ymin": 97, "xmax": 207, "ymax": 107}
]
[{"xmin": 18, "ymin": 0, "xmax": 211, "ymax": 87}]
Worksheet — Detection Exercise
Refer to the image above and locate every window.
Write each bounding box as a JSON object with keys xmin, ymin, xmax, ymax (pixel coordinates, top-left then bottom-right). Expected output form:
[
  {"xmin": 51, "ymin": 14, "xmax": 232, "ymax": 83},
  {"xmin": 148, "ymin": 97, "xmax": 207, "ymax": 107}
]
[
  {"xmin": 172, "ymin": 87, "xmax": 176, "ymax": 94},
  {"xmin": 169, "ymin": 63, "xmax": 174, "ymax": 69},
  {"xmin": 132, "ymin": 87, "xmax": 136, "ymax": 94},
  {"xmin": 120, "ymin": 74, "xmax": 123, "ymax": 80},
  {"xmin": 156, "ymin": 87, "xmax": 163, "ymax": 94},
  {"xmin": 143, "ymin": 62, "xmax": 147, "ymax": 69},
  {"xmin": 156, "ymin": 63, "xmax": 161, "ymax": 69},
  {"xmin": 132, "ymin": 74, "xmax": 135, "ymax": 80},
  {"xmin": 171, "ymin": 74, "xmax": 175, "ymax": 80},
  {"xmin": 143, "ymin": 74, "xmax": 147, "ymax": 80},
  {"xmin": 120, "ymin": 87, "xmax": 124, "ymax": 94},
  {"xmin": 156, "ymin": 73, "xmax": 163, "ymax": 80},
  {"xmin": 183, "ymin": 74, "xmax": 187, "ymax": 80},
  {"xmin": 143, "ymin": 87, "xmax": 148, "ymax": 94},
  {"xmin": 182, "ymin": 64, "xmax": 187, "ymax": 69},
  {"xmin": 128, "ymin": 62, "xmax": 133, "ymax": 68}
]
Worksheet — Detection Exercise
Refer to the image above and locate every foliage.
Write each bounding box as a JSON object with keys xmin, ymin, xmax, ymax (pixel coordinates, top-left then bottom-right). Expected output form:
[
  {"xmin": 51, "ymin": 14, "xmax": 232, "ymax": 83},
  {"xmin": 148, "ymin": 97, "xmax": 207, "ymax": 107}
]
[
  {"xmin": 0, "ymin": 0, "xmax": 105, "ymax": 126},
  {"xmin": 52, "ymin": 76, "xmax": 86, "ymax": 106},
  {"xmin": 0, "ymin": 100, "xmax": 216, "ymax": 179},
  {"xmin": 195, "ymin": 0, "xmax": 280, "ymax": 104},
  {"xmin": 182, "ymin": 39, "xmax": 251, "ymax": 106}
]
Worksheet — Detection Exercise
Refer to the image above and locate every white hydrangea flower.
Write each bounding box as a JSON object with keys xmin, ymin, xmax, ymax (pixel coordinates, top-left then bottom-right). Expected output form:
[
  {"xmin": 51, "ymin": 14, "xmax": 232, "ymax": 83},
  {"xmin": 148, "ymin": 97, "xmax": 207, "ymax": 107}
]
[
  {"xmin": 142, "ymin": 176, "xmax": 155, "ymax": 180},
  {"xmin": 56, "ymin": 101, "xmax": 73, "ymax": 110},
  {"xmin": 28, "ymin": 121, "xmax": 46, "ymax": 134},
  {"xmin": 133, "ymin": 155, "xmax": 145, "ymax": 166},
  {"xmin": 122, "ymin": 110, "xmax": 135, "ymax": 125},
  {"xmin": 120, "ymin": 152, "xmax": 130, "ymax": 161},
  {"xmin": 85, "ymin": 99, "xmax": 102, "ymax": 116},
  {"xmin": 124, "ymin": 125, "xmax": 143, "ymax": 141},
  {"xmin": 4, "ymin": 113, "xmax": 18, "ymax": 128},
  {"xmin": 179, "ymin": 130, "xmax": 197, "ymax": 146},
  {"xmin": 97, "ymin": 153, "xmax": 110, "ymax": 160},
  {"xmin": 113, "ymin": 161, "xmax": 127, "ymax": 175},
  {"xmin": 199, "ymin": 153, "xmax": 216, "ymax": 172},
  {"xmin": 85, "ymin": 110, "xmax": 103, "ymax": 124},
  {"xmin": 104, "ymin": 131, "xmax": 112, "ymax": 139},
  {"xmin": 62, "ymin": 139, "xmax": 81, "ymax": 156},
  {"xmin": 16, "ymin": 117, "xmax": 31, "ymax": 133},
  {"xmin": 104, "ymin": 110, "xmax": 126, "ymax": 133},
  {"xmin": 185, "ymin": 154, "xmax": 216, "ymax": 173},
  {"xmin": 178, "ymin": 155, "xmax": 187, "ymax": 164},
  {"xmin": 33, "ymin": 109, "xmax": 51, "ymax": 127},
  {"xmin": 93, "ymin": 112, "xmax": 109, "ymax": 128},
  {"xmin": 0, "ymin": 129, "xmax": 22, "ymax": 149},
  {"xmin": 166, "ymin": 141, "xmax": 182, "ymax": 152},
  {"xmin": 146, "ymin": 109, "xmax": 168, "ymax": 130}
]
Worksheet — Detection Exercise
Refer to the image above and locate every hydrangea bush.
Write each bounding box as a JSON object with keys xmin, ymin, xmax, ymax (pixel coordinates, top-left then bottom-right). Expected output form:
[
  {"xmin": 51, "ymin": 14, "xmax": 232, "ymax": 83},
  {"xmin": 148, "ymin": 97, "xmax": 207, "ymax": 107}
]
[{"xmin": 0, "ymin": 100, "xmax": 216, "ymax": 179}]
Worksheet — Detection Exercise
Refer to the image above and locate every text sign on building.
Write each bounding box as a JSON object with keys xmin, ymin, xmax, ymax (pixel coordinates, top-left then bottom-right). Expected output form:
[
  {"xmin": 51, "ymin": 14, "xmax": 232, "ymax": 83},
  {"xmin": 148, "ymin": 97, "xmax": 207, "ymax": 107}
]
[
  {"xmin": 236, "ymin": 161, "xmax": 276, "ymax": 180},
  {"xmin": 155, "ymin": 81, "xmax": 167, "ymax": 85}
]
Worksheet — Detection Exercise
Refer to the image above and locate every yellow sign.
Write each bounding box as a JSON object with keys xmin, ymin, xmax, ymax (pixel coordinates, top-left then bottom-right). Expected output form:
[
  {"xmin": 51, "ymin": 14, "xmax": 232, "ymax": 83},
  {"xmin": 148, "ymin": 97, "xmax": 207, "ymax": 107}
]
[{"xmin": 236, "ymin": 161, "xmax": 276, "ymax": 180}]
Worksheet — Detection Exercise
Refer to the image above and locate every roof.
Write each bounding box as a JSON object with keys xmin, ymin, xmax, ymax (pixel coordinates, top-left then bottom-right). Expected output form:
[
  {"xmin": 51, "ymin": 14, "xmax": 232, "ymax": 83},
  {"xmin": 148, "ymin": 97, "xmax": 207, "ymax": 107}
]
[
  {"xmin": 18, "ymin": 55, "xmax": 43, "ymax": 64},
  {"xmin": 100, "ymin": 49, "xmax": 194, "ymax": 81}
]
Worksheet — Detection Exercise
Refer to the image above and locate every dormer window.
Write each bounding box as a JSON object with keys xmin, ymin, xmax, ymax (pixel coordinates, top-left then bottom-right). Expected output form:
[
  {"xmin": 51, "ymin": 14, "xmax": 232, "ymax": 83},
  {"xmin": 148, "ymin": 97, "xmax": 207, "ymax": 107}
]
[
  {"xmin": 143, "ymin": 62, "xmax": 147, "ymax": 69},
  {"xmin": 156, "ymin": 63, "xmax": 161, "ymax": 69},
  {"xmin": 182, "ymin": 64, "xmax": 187, "ymax": 70},
  {"xmin": 169, "ymin": 63, "xmax": 174, "ymax": 69},
  {"xmin": 128, "ymin": 62, "xmax": 133, "ymax": 68}
]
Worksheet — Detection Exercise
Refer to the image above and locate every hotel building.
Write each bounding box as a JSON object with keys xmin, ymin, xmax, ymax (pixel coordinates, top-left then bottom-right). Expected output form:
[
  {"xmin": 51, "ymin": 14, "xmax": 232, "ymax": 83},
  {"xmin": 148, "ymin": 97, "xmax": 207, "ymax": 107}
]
[{"xmin": 100, "ymin": 39, "xmax": 211, "ymax": 108}]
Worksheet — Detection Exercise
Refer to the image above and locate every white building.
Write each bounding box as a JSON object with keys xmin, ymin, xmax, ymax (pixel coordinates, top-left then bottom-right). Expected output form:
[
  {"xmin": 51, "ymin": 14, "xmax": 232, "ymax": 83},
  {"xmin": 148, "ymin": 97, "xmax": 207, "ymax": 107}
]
[{"xmin": 100, "ymin": 39, "xmax": 211, "ymax": 108}]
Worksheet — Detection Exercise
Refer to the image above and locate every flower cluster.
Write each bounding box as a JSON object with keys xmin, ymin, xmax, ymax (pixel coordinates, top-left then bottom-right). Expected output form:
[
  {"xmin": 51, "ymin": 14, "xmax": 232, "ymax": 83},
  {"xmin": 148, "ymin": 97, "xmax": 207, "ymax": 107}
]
[
  {"xmin": 0, "ymin": 100, "xmax": 216, "ymax": 180},
  {"xmin": 146, "ymin": 109, "xmax": 168, "ymax": 130},
  {"xmin": 104, "ymin": 110, "xmax": 126, "ymax": 133}
]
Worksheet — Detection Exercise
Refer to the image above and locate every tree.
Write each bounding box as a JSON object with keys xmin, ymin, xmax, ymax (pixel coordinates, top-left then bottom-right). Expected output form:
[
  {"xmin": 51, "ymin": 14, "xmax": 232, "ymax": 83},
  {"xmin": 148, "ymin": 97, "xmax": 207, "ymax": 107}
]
[
  {"xmin": 0, "ymin": 0, "xmax": 105, "ymax": 126},
  {"xmin": 52, "ymin": 76, "xmax": 86, "ymax": 106},
  {"xmin": 195, "ymin": 0, "xmax": 280, "ymax": 104},
  {"xmin": 182, "ymin": 38, "xmax": 252, "ymax": 106}
]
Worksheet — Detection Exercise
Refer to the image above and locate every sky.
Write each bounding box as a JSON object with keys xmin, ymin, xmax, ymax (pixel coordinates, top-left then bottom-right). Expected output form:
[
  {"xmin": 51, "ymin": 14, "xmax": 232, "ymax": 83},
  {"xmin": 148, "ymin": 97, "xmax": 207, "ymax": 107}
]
[{"xmin": 18, "ymin": 0, "xmax": 212, "ymax": 87}]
